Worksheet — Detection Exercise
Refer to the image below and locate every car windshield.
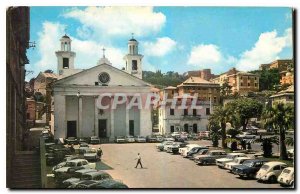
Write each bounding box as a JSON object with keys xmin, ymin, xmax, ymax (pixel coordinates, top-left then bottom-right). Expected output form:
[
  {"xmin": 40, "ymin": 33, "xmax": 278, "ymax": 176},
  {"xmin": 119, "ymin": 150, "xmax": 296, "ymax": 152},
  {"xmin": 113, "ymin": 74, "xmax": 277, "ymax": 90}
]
[
  {"xmin": 86, "ymin": 149, "xmax": 96, "ymax": 153},
  {"xmin": 199, "ymin": 149, "xmax": 207, "ymax": 154},
  {"xmin": 242, "ymin": 160, "xmax": 254, "ymax": 167},
  {"xmin": 127, "ymin": 136, "xmax": 134, "ymax": 138},
  {"xmin": 66, "ymin": 162, "xmax": 76, "ymax": 167},
  {"xmin": 282, "ymin": 169, "xmax": 291, "ymax": 174},
  {"xmin": 226, "ymin": 155, "xmax": 236, "ymax": 159},
  {"xmin": 260, "ymin": 165, "xmax": 270, "ymax": 171},
  {"xmin": 117, "ymin": 136, "xmax": 124, "ymax": 139},
  {"xmin": 91, "ymin": 136, "xmax": 98, "ymax": 139}
]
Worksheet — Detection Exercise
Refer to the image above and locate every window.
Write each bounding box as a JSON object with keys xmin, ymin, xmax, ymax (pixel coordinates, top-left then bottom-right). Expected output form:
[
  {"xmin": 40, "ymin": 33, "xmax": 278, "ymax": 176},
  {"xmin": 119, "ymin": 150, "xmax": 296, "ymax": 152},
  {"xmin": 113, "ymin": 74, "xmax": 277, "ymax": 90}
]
[
  {"xmin": 184, "ymin": 109, "xmax": 188, "ymax": 115},
  {"xmin": 170, "ymin": 108, "xmax": 174, "ymax": 115},
  {"xmin": 132, "ymin": 60, "xmax": 137, "ymax": 70},
  {"xmin": 273, "ymin": 165, "xmax": 280, "ymax": 171},
  {"xmin": 206, "ymin": 108, "xmax": 210, "ymax": 115},
  {"xmin": 255, "ymin": 83, "xmax": 258, "ymax": 87},
  {"xmin": 241, "ymin": 83, "xmax": 243, "ymax": 86},
  {"xmin": 214, "ymin": 96, "xmax": 217, "ymax": 103},
  {"xmin": 63, "ymin": 58, "xmax": 69, "ymax": 69},
  {"xmin": 193, "ymin": 109, "xmax": 197, "ymax": 116},
  {"xmin": 170, "ymin": 126, "xmax": 174, "ymax": 133},
  {"xmin": 248, "ymin": 83, "xmax": 250, "ymax": 86},
  {"xmin": 255, "ymin": 77, "xmax": 257, "ymax": 80}
]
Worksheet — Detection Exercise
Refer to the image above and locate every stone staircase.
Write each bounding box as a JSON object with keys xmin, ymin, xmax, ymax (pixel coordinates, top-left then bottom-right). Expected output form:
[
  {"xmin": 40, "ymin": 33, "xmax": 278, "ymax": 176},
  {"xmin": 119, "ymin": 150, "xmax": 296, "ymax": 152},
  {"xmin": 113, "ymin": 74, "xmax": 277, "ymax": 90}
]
[{"xmin": 10, "ymin": 151, "xmax": 41, "ymax": 188}]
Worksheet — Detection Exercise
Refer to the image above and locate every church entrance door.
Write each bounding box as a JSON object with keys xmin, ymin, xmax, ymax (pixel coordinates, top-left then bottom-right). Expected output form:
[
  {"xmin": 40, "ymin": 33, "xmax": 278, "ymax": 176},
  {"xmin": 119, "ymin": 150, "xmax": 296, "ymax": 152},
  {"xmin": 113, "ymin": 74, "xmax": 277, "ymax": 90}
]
[
  {"xmin": 129, "ymin": 120, "xmax": 134, "ymax": 136},
  {"xmin": 67, "ymin": 121, "xmax": 77, "ymax": 137},
  {"xmin": 98, "ymin": 119, "xmax": 107, "ymax": 138}
]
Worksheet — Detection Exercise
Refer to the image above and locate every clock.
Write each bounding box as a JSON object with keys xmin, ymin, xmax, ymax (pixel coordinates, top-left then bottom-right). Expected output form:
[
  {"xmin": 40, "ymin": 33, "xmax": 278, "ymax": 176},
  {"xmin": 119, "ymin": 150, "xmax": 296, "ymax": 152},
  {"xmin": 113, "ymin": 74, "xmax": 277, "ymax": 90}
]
[{"xmin": 98, "ymin": 72, "xmax": 110, "ymax": 84}]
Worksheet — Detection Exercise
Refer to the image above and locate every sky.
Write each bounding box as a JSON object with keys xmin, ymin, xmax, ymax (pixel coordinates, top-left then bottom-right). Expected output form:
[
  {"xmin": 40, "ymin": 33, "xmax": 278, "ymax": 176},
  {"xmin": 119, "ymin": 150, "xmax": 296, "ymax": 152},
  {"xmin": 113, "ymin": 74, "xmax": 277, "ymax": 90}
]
[{"xmin": 26, "ymin": 6, "xmax": 293, "ymax": 80}]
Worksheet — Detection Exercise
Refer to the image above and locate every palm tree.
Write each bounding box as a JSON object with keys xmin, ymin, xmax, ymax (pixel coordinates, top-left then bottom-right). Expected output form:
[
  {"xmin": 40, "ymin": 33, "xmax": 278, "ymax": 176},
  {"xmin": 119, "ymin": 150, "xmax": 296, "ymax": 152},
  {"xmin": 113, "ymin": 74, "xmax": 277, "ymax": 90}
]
[
  {"xmin": 262, "ymin": 103, "xmax": 294, "ymax": 160},
  {"xmin": 209, "ymin": 106, "xmax": 229, "ymax": 148}
]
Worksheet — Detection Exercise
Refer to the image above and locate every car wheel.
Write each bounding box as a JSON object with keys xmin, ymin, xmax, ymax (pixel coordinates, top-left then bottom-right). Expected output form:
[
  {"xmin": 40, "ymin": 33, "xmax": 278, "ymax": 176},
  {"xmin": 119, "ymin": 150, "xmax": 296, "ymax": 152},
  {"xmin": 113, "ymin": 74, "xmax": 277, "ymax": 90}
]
[
  {"xmin": 269, "ymin": 175, "xmax": 277, "ymax": 183},
  {"xmin": 202, "ymin": 161, "xmax": 207, "ymax": 165}
]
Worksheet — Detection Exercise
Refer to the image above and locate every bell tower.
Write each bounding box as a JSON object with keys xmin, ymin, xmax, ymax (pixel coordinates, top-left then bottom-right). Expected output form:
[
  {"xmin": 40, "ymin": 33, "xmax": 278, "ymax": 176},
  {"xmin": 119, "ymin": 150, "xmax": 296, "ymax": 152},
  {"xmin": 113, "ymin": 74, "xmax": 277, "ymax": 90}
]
[
  {"xmin": 123, "ymin": 34, "xmax": 143, "ymax": 79},
  {"xmin": 55, "ymin": 34, "xmax": 76, "ymax": 76}
]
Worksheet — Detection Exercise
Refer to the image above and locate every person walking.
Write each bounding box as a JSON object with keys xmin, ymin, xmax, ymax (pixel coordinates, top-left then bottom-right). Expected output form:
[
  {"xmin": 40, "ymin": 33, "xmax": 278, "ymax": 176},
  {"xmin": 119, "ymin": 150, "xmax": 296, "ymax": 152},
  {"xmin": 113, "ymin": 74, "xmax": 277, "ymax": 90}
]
[
  {"xmin": 135, "ymin": 153, "xmax": 143, "ymax": 168},
  {"xmin": 97, "ymin": 147, "xmax": 103, "ymax": 160}
]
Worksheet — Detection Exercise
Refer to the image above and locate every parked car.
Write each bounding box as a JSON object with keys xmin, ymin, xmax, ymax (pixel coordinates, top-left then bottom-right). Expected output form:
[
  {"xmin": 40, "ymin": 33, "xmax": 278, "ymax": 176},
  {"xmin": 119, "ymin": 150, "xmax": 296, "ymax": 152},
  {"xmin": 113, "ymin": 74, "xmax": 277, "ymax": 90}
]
[
  {"xmin": 115, "ymin": 136, "xmax": 126, "ymax": 143},
  {"xmin": 156, "ymin": 135, "xmax": 164, "ymax": 142},
  {"xmin": 287, "ymin": 149, "xmax": 294, "ymax": 158},
  {"xmin": 224, "ymin": 157, "xmax": 252, "ymax": 171},
  {"xmin": 216, "ymin": 153, "xmax": 247, "ymax": 168},
  {"xmin": 52, "ymin": 155, "xmax": 82, "ymax": 172},
  {"xmin": 79, "ymin": 138, "xmax": 89, "ymax": 144},
  {"xmin": 68, "ymin": 180, "xmax": 99, "ymax": 188},
  {"xmin": 135, "ymin": 136, "xmax": 146, "ymax": 143},
  {"xmin": 81, "ymin": 171, "xmax": 112, "ymax": 182},
  {"xmin": 166, "ymin": 142, "xmax": 188, "ymax": 154},
  {"xmin": 90, "ymin": 179, "xmax": 129, "ymax": 189},
  {"xmin": 62, "ymin": 168, "xmax": 97, "ymax": 188},
  {"xmin": 54, "ymin": 159, "xmax": 94, "ymax": 176},
  {"xmin": 84, "ymin": 148, "xmax": 99, "ymax": 161},
  {"xmin": 192, "ymin": 149, "xmax": 209, "ymax": 161},
  {"xmin": 186, "ymin": 146, "xmax": 209, "ymax": 159},
  {"xmin": 146, "ymin": 135, "xmax": 157, "ymax": 143},
  {"xmin": 256, "ymin": 161, "xmax": 288, "ymax": 183},
  {"xmin": 171, "ymin": 132, "xmax": 180, "ymax": 137},
  {"xmin": 236, "ymin": 132, "xmax": 256, "ymax": 139},
  {"xmin": 180, "ymin": 144, "xmax": 200, "ymax": 157},
  {"xmin": 125, "ymin": 135, "xmax": 135, "ymax": 143},
  {"xmin": 156, "ymin": 141, "xmax": 174, "ymax": 151},
  {"xmin": 163, "ymin": 135, "xmax": 175, "ymax": 141},
  {"xmin": 79, "ymin": 143, "xmax": 90, "ymax": 154},
  {"xmin": 195, "ymin": 150, "xmax": 227, "ymax": 165},
  {"xmin": 90, "ymin": 136, "xmax": 100, "ymax": 144},
  {"xmin": 65, "ymin": 137, "xmax": 79, "ymax": 145},
  {"xmin": 198, "ymin": 131, "xmax": 210, "ymax": 139},
  {"xmin": 277, "ymin": 167, "xmax": 294, "ymax": 187},
  {"xmin": 180, "ymin": 132, "xmax": 188, "ymax": 140},
  {"xmin": 232, "ymin": 159, "xmax": 267, "ymax": 179}
]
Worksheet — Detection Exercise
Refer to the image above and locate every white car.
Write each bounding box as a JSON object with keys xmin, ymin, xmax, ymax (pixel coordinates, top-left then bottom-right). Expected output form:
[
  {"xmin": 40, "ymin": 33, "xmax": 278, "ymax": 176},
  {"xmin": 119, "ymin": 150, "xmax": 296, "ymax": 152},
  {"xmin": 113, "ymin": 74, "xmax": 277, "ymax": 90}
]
[
  {"xmin": 216, "ymin": 153, "xmax": 247, "ymax": 168},
  {"xmin": 180, "ymin": 144, "xmax": 199, "ymax": 157},
  {"xmin": 236, "ymin": 132, "xmax": 256, "ymax": 139},
  {"xmin": 224, "ymin": 157, "xmax": 251, "ymax": 171},
  {"xmin": 125, "ymin": 135, "xmax": 135, "ymax": 143},
  {"xmin": 84, "ymin": 148, "xmax": 99, "ymax": 161},
  {"xmin": 171, "ymin": 132, "xmax": 180, "ymax": 137},
  {"xmin": 54, "ymin": 159, "xmax": 94, "ymax": 174},
  {"xmin": 62, "ymin": 168, "xmax": 97, "ymax": 188},
  {"xmin": 277, "ymin": 167, "xmax": 294, "ymax": 187},
  {"xmin": 256, "ymin": 161, "xmax": 288, "ymax": 183}
]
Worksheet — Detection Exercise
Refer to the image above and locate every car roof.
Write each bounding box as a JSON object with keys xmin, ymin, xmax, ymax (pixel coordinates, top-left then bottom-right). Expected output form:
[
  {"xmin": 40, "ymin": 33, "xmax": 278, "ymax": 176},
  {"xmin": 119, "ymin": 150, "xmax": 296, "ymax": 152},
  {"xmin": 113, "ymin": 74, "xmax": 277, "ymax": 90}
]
[
  {"xmin": 84, "ymin": 171, "xmax": 109, "ymax": 176},
  {"xmin": 235, "ymin": 157, "xmax": 251, "ymax": 160},
  {"xmin": 228, "ymin": 153, "xmax": 246, "ymax": 155},
  {"xmin": 209, "ymin": 150, "xmax": 226, "ymax": 152},
  {"xmin": 78, "ymin": 180, "xmax": 98, "ymax": 185},
  {"xmin": 283, "ymin": 167, "xmax": 294, "ymax": 171},
  {"xmin": 69, "ymin": 159, "xmax": 88, "ymax": 162},
  {"xmin": 75, "ymin": 169, "xmax": 97, "ymax": 173},
  {"xmin": 187, "ymin": 144, "xmax": 199, "ymax": 147},
  {"xmin": 264, "ymin": 161, "xmax": 287, "ymax": 166}
]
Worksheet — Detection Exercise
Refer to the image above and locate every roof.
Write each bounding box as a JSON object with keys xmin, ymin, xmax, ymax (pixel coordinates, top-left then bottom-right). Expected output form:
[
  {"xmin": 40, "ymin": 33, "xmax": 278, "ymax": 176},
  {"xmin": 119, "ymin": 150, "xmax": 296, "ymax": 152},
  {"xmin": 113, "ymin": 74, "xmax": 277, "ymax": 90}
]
[
  {"xmin": 164, "ymin": 86, "xmax": 177, "ymax": 90},
  {"xmin": 228, "ymin": 153, "xmax": 246, "ymax": 156},
  {"xmin": 183, "ymin": 76, "xmax": 211, "ymax": 84},
  {"xmin": 62, "ymin": 34, "xmax": 70, "ymax": 39},
  {"xmin": 270, "ymin": 85, "xmax": 294, "ymax": 98},
  {"xmin": 150, "ymin": 87, "xmax": 160, "ymax": 92},
  {"xmin": 129, "ymin": 38, "xmax": 137, "ymax": 42},
  {"xmin": 42, "ymin": 72, "xmax": 58, "ymax": 79}
]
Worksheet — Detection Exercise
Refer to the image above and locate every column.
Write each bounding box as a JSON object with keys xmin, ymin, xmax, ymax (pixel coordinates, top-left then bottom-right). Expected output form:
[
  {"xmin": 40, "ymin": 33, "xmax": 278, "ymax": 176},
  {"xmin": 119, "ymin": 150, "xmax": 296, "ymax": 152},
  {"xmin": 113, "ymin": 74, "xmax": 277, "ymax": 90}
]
[
  {"xmin": 125, "ymin": 107, "xmax": 129, "ymax": 136},
  {"xmin": 110, "ymin": 97, "xmax": 115, "ymax": 142},
  {"xmin": 94, "ymin": 96, "xmax": 98, "ymax": 136},
  {"xmin": 78, "ymin": 96, "xmax": 83, "ymax": 137}
]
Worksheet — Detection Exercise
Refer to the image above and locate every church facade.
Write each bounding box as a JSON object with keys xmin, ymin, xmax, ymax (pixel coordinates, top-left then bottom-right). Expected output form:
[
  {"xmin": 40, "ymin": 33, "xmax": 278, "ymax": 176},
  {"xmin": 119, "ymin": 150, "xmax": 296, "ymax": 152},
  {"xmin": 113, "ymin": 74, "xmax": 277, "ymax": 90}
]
[{"xmin": 53, "ymin": 35, "xmax": 153, "ymax": 141}]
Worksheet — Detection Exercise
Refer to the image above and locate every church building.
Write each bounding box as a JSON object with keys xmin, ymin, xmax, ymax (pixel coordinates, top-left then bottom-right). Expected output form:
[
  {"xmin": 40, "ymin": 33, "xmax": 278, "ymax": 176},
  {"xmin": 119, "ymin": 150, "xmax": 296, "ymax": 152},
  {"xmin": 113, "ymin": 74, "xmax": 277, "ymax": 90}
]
[{"xmin": 53, "ymin": 35, "xmax": 153, "ymax": 141}]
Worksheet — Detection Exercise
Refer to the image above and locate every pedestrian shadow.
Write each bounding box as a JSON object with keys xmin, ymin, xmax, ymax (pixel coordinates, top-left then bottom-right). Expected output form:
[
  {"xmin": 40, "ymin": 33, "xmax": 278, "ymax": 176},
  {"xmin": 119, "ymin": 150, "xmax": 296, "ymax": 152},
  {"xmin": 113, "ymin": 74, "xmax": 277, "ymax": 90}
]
[
  {"xmin": 135, "ymin": 167, "xmax": 148, "ymax": 169},
  {"xmin": 95, "ymin": 161, "xmax": 114, "ymax": 170}
]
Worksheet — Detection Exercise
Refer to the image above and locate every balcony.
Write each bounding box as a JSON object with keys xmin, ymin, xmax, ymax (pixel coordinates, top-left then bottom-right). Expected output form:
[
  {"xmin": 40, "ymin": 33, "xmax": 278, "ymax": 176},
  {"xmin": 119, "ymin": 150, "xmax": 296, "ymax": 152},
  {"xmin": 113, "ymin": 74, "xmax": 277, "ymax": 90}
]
[{"xmin": 181, "ymin": 114, "xmax": 201, "ymax": 120}]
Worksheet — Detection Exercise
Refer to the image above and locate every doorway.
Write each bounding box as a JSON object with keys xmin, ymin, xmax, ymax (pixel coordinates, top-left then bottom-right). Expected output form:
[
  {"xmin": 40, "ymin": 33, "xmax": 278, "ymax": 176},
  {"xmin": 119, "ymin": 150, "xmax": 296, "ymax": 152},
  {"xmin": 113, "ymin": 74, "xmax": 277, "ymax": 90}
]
[
  {"xmin": 98, "ymin": 119, "xmax": 107, "ymax": 138},
  {"xmin": 129, "ymin": 120, "xmax": 134, "ymax": 136},
  {"xmin": 193, "ymin": 124, "xmax": 198, "ymax": 133},
  {"xmin": 67, "ymin": 121, "xmax": 77, "ymax": 137}
]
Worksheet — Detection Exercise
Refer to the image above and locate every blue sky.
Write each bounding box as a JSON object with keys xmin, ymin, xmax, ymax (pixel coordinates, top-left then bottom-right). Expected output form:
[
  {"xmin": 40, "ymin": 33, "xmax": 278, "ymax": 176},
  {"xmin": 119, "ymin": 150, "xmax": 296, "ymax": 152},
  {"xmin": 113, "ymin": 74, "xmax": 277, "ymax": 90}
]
[{"xmin": 26, "ymin": 6, "xmax": 293, "ymax": 80}]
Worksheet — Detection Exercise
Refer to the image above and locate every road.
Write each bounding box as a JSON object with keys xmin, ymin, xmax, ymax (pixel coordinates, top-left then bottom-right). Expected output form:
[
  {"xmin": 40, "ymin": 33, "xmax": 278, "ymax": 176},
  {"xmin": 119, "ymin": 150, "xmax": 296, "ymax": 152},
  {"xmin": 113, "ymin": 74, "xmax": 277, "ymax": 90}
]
[{"xmin": 88, "ymin": 141, "xmax": 283, "ymax": 188}]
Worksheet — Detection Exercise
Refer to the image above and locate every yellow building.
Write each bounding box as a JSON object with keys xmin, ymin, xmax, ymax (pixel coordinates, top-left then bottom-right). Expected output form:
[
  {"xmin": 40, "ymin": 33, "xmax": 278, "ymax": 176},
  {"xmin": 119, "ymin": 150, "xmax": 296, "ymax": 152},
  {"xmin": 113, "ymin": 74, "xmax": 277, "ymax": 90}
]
[
  {"xmin": 211, "ymin": 68, "xmax": 259, "ymax": 96},
  {"xmin": 270, "ymin": 85, "xmax": 294, "ymax": 106}
]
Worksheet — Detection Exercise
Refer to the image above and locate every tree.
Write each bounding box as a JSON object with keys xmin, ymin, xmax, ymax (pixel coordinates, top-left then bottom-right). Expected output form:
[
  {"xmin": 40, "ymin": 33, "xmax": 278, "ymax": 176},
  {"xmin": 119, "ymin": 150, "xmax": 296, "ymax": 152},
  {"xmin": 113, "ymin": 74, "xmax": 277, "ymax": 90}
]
[
  {"xmin": 209, "ymin": 106, "xmax": 229, "ymax": 148},
  {"xmin": 249, "ymin": 69, "xmax": 280, "ymax": 91},
  {"xmin": 255, "ymin": 136, "xmax": 279, "ymax": 157},
  {"xmin": 227, "ymin": 98, "xmax": 263, "ymax": 131},
  {"xmin": 225, "ymin": 128, "xmax": 241, "ymax": 151},
  {"xmin": 262, "ymin": 103, "xmax": 294, "ymax": 160},
  {"xmin": 208, "ymin": 118, "xmax": 220, "ymax": 147}
]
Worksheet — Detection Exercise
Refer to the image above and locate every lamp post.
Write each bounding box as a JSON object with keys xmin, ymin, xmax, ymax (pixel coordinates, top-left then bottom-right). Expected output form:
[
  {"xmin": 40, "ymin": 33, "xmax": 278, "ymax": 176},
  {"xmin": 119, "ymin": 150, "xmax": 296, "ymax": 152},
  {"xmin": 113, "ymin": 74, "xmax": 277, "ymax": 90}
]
[{"xmin": 77, "ymin": 90, "xmax": 80, "ymax": 137}]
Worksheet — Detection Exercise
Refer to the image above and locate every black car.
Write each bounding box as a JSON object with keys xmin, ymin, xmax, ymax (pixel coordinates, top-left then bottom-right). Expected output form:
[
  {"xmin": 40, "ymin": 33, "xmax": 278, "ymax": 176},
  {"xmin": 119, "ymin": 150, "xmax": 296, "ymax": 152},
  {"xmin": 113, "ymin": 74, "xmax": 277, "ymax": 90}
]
[
  {"xmin": 186, "ymin": 146, "xmax": 208, "ymax": 159},
  {"xmin": 90, "ymin": 179, "xmax": 129, "ymax": 189},
  {"xmin": 146, "ymin": 135, "xmax": 157, "ymax": 143},
  {"xmin": 68, "ymin": 180, "xmax": 99, "ymax": 188},
  {"xmin": 232, "ymin": 159, "xmax": 267, "ymax": 179},
  {"xmin": 65, "ymin": 137, "xmax": 79, "ymax": 145}
]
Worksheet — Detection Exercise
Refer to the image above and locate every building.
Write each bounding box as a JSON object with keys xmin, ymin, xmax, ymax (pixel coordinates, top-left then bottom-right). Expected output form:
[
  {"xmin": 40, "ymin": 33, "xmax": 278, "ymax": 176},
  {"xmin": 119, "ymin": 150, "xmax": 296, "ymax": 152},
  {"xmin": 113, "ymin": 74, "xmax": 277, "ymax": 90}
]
[
  {"xmin": 186, "ymin": 69, "xmax": 216, "ymax": 81},
  {"xmin": 270, "ymin": 85, "xmax": 294, "ymax": 107},
  {"xmin": 259, "ymin": 59, "xmax": 293, "ymax": 72},
  {"xmin": 26, "ymin": 98, "xmax": 36, "ymax": 128},
  {"xmin": 53, "ymin": 35, "xmax": 152, "ymax": 141},
  {"xmin": 158, "ymin": 77, "xmax": 220, "ymax": 135},
  {"xmin": 34, "ymin": 72, "xmax": 58, "ymax": 95},
  {"xmin": 280, "ymin": 70, "xmax": 294, "ymax": 86},
  {"xmin": 211, "ymin": 68, "xmax": 259, "ymax": 96}
]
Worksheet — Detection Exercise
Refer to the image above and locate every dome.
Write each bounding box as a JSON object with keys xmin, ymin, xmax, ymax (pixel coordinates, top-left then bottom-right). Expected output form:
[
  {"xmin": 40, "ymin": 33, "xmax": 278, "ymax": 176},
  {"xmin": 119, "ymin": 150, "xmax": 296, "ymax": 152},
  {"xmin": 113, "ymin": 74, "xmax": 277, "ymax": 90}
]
[
  {"xmin": 129, "ymin": 38, "xmax": 137, "ymax": 42},
  {"xmin": 62, "ymin": 34, "xmax": 70, "ymax": 39}
]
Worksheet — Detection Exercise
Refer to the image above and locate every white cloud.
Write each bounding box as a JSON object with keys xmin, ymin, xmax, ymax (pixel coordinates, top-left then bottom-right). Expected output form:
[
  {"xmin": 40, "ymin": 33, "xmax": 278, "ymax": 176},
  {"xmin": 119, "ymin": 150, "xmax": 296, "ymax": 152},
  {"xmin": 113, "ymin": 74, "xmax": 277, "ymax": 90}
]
[
  {"xmin": 33, "ymin": 21, "xmax": 126, "ymax": 76},
  {"xmin": 187, "ymin": 44, "xmax": 236, "ymax": 73},
  {"xmin": 142, "ymin": 37, "xmax": 177, "ymax": 57},
  {"xmin": 63, "ymin": 7, "xmax": 166, "ymax": 39},
  {"xmin": 236, "ymin": 28, "xmax": 292, "ymax": 71}
]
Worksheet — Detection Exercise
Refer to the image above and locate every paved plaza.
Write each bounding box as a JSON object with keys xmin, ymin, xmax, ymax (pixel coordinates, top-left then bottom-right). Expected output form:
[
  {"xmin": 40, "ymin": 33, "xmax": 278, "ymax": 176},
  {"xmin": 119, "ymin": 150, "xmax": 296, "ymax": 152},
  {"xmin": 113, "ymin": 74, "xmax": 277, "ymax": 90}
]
[{"xmin": 87, "ymin": 141, "xmax": 282, "ymax": 188}]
